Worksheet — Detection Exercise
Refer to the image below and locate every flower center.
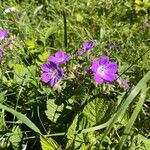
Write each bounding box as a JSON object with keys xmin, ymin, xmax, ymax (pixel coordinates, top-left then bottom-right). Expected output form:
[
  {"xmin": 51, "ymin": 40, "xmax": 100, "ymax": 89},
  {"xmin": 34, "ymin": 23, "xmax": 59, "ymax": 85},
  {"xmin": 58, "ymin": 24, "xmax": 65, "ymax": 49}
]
[
  {"xmin": 50, "ymin": 69, "xmax": 58, "ymax": 79},
  {"xmin": 57, "ymin": 57, "xmax": 64, "ymax": 62},
  {"xmin": 97, "ymin": 65, "xmax": 106, "ymax": 76}
]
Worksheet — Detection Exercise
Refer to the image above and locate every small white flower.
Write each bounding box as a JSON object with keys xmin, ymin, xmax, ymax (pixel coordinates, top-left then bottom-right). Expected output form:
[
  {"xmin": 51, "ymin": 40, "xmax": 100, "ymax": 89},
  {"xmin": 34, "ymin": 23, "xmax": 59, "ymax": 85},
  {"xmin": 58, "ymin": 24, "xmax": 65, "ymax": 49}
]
[{"xmin": 3, "ymin": 7, "xmax": 18, "ymax": 14}]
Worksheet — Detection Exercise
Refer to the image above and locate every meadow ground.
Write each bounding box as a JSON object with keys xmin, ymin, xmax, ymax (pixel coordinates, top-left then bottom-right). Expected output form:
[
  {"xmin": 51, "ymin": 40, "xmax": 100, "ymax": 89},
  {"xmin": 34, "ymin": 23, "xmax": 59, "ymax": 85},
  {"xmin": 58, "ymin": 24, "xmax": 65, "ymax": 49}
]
[{"xmin": 0, "ymin": 0, "xmax": 150, "ymax": 149}]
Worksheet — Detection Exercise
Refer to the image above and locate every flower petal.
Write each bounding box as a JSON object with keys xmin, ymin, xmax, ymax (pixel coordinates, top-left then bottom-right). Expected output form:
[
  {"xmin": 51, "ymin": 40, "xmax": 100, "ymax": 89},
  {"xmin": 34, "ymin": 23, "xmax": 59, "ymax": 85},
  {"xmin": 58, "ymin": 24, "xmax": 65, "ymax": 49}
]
[
  {"xmin": 82, "ymin": 41, "xmax": 95, "ymax": 51},
  {"xmin": 99, "ymin": 56, "xmax": 109, "ymax": 65},
  {"xmin": 41, "ymin": 63, "xmax": 51, "ymax": 72},
  {"xmin": 61, "ymin": 53, "xmax": 71, "ymax": 64},
  {"xmin": 0, "ymin": 30, "xmax": 8, "ymax": 41},
  {"xmin": 6, "ymin": 40, "xmax": 12, "ymax": 47},
  {"xmin": 117, "ymin": 77, "xmax": 129, "ymax": 89},
  {"xmin": 106, "ymin": 62, "xmax": 118, "ymax": 73},
  {"xmin": 91, "ymin": 60, "xmax": 99, "ymax": 72},
  {"xmin": 77, "ymin": 50, "xmax": 85, "ymax": 56},
  {"xmin": 0, "ymin": 45, "xmax": 4, "ymax": 51},
  {"xmin": 87, "ymin": 69, "xmax": 94, "ymax": 75},
  {"xmin": 101, "ymin": 72, "xmax": 116, "ymax": 82},
  {"xmin": 65, "ymin": 53, "xmax": 71, "ymax": 61},
  {"xmin": 55, "ymin": 51, "xmax": 64, "ymax": 59},
  {"xmin": 49, "ymin": 61, "xmax": 58, "ymax": 69},
  {"xmin": 48, "ymin": 56, "xmax": 58, "ymax": 64},
  {"xmin": 50, "ymin": 78, "xmax": 58, "ymax": 87},
  {"xmin": 94, "ymin": 73, "xmax": 104, "ymax": 84},
  {"xmin": 57, "ymin": 69, "xmax": 64, "ymax": 79},
  {"xmin": 41, "ymin": 73, "xmax": 50, "ymax": 83}
]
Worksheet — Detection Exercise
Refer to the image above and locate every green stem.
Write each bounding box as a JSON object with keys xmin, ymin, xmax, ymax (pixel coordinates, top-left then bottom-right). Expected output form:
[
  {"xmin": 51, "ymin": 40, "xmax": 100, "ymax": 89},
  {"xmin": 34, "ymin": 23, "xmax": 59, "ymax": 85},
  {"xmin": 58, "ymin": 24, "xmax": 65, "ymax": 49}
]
[{"xmin": 63, "ymin": 10, "xmax": 67, "ymax": 51}]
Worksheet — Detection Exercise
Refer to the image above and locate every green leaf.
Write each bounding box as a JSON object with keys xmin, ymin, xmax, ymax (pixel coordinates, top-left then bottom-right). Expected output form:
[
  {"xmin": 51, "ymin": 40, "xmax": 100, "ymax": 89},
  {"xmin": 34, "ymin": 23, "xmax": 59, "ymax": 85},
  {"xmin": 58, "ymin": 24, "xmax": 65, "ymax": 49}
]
[
  {"xmin": 75, "ymin": 13, "xmax": 83, "ymax": 22},
  {"xmin": 138, "ymin": 134, "xmax": 150, "ymax": 150},
  {"xmin": 67, "ymin": 114, "xmax": 90, "ymax": 149},
  {"xmin": 13, "ymin": 64, "xmax": 36, "ymax": 84},
  {"xmin": 0, "ymin": 91, "xmax": 6, "ymax": 103},
  {"xmin": 25, "ymin": 40, "xmax": 35, "ymax": 49},
  {"xmin": 83, "ymin": 97, "xmax": 114, "ymax": 126},
  {"xmin": 45, "ymin": 99, "xmax": 64, "ymax": 123},
  {"xmin": 40, "ymin": 135, "xmax": 62, "ymax": 150},
  {"xmin": 67, "ymin": 96, "xmax": 114, "ymax": 149},
  {"xmin": 9, "ymin": 126, "xmax": 23, "ymax": 150},
  {"xmin": 13, "ymin": 64, "xmax": 28, "ymax": 83},
  {"xmin": 0, "ymin": 103, "xmax": 41, "ymax": 134},
  {"xmin": 0, "ymin": 110, "xmax": 6, "ymax": 131},
  {"xmin": 36, "ymin": 52, "xmax": 49, "ymax": 66},
  {"xmin": 41, "ymin": 24, "xmax": 58, "ymax": 44}
]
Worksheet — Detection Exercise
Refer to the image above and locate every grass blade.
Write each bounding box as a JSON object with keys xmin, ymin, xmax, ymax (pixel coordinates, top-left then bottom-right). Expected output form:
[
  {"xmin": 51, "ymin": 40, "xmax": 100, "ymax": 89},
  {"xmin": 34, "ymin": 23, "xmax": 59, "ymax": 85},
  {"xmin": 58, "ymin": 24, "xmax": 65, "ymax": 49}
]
[
  {"xmin": 118, "ymin": 84, "xmax": 147, "ymax": 150},
  {"xmin": 101, "ymin": 70, "xmax": 150, "ymax": 144},
  {"xmin": 0, "ymin": 103, "xmax": 41, "ymax": 134}
]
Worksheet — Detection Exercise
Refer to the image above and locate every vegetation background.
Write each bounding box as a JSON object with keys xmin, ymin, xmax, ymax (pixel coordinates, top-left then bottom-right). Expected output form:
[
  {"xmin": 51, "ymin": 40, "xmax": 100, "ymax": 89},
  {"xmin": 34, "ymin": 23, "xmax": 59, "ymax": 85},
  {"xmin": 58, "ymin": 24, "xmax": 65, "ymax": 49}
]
[{"xmin": 0, "ymin": 0, "xmax": 150, "ymax": 149}]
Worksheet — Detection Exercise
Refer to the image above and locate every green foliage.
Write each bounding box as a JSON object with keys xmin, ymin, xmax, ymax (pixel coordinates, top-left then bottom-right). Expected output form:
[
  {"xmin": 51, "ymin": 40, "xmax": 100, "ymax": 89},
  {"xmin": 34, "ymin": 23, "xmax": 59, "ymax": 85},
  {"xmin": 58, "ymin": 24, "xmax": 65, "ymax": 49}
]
[
  {"xmin": 134, "ymin": 0, "xmax": 150, "ymax": 13},
  {"xmin": 0, "ymin": 0, "xmax": 150, "ymax": 149},
  {"xmin": 0, "ymin": 103, "xmax": 41, "ymax": 134},
  {"xmin": 9, "ymin": 126, "xmax": 23, "ymax": 150},
  {"xmin": 101, "ymin": 71, "xmax": 150, "ymax": 149},
  {"xmin": 138, "ymin": 134, "xmax": 150, "ymax": 150},
  {"xmin": 40, "ymin": 135, "xmax": 62, "ymax": 150},
  {"xmin": 67, "ymin": 97, "xmax": 115, "ymax": 149},
  {"xmin": 118, "ymin": 84, "xmax": 147, "ymax": 149},
  {"xmin": 13, "ymin": 64, "xmax": 29, "ymax": 83},
  {"xmin": 45, "ymin": 99, "xmax": 64, "ymax": 123}
]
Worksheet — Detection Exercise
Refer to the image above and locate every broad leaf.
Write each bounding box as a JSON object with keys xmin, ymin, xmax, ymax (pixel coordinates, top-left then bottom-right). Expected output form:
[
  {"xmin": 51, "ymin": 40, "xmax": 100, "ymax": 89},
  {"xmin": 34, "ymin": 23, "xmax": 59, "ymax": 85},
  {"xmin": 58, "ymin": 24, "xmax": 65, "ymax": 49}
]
[
  {"xmin": 9, "ymin": 126, "xmax": 23, "ymax": 150},
  {"xmin": 13, "ymin": 64, "xmax": 28, "ymax": 83},
  {"xmin": 67, "ymin": 96, "xmax": 114, "ymax": 149},
  {"xmin": 45, "ymin": 99, "xmax": 64, "ymax": 123},
  {"xmin": 138, "ymin": 134, "xmax": 150, "ymax": 150},
  {"xmin": 40, "ymin": 135, "xmax": 62, "ymax": 150}
]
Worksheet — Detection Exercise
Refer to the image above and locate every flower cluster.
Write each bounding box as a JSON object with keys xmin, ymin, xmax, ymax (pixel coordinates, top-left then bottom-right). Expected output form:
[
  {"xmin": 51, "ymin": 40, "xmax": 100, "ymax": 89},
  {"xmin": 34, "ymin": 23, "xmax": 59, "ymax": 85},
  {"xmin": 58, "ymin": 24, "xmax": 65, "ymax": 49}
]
[
  {"xmin": 0, "ymin": 29, "xmax": 12, "ymax": 58},
  {"xmin": 41, "ymin": 51, "xmax": 71, "ymax": 87},
  {"xmin": 41, "ymin": 41, "xmax": 129, "ymax": 89}
]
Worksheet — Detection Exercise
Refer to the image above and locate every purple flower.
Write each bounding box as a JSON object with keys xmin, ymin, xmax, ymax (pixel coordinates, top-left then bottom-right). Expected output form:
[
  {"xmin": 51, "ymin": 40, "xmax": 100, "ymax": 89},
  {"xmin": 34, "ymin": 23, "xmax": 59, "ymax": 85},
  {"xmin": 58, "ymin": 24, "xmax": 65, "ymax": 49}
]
[
  {"xmin": 77, "ymin": 50, "xmax": 85, "ymax": 56},
  {"xmin": 41, "ymin": 62, "xmax": 63, "ymax": 87},
  {"xmin": 48, "ymin": 50, "xmax": 71, "ymax": 65},
  {"xmin": 77, "ymin": 41, "xmax": 95, "ymax": 56},
  {"xmin": 82, "ymin": 41, "xmax": 95, "ymax": 51},
  {"xmin": 90, "ymin": 56, "xmax": 118, "ymax": 84},
  {"xmin": 6, "ymin": 40, "xmax": 12, "ymax": 47},
  {"xmin": 117, "ymin": 76, "xmax": 129, "ymax": 89},
  {"xmin": 87, "ymin": 69, "xmax": 94, "ymax": 76},
  {"xmin": 0, "ymin": 30, "xmax": 8, "ymax": 41}
]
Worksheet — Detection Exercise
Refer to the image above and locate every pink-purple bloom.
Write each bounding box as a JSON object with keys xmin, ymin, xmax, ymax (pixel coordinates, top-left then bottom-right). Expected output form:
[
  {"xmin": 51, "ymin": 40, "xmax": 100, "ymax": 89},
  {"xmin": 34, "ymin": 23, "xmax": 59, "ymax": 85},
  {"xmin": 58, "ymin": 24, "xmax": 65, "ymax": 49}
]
[
  {"xmin": 117, "ymin": 76, "xmax": 129, "ymax": 89},
  {"xmin": 90, "ymin": 56, "xmax": 118, "ymax": 84},
  {"xmin": 41, "ymin": 62, "xmax": 63, "ymax": 87},
  {"xmin": 48, "ymin": 51, "xmax": 71, "ymax": 65},
  {"xmin": 0, "ymin": 29, "xmax": 11, "ymax": 58},
  {"xmin": 0, "ymin": 30, "xmax": 8, "ymax": 41},
  {"xmin": 77, "ymin": 41, "xmax": 95, "ymax": 56},
  {"xmin": 87, "ymin": 68, "xmax": 94, "ymax": 76},
  {"xmin": 6, "ymin": 40, "xmax": 12, "ymax": 47}
]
